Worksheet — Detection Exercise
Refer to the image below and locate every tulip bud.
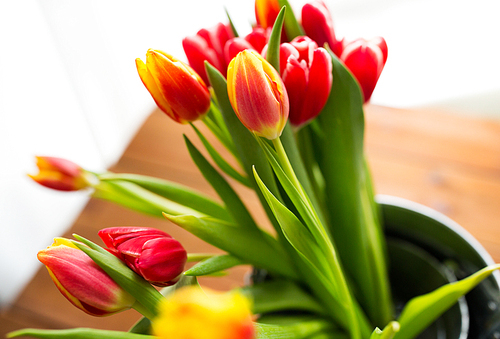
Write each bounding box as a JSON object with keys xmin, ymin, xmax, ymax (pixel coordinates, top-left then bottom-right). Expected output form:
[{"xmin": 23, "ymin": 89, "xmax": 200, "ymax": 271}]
[
  {"xmin": 280, "ymin": 37, "xmax": 332, "ymax": 127},
  {"xmin": 227, "ymin": 50, "xmax": 289, "ymax": 140},
  {"xmin": 224, "ymin": 27, "xmax": 270, "ymax": 66},
  {"xmin": 28, "ymin": 156, "xmax": 93, "ymax": 191},
  {"xmin": 37, "ymin": 238, "xmax": 135, "ymax": 316},
  {"xmin": 182, "ymin": 23, "xmax": 234, "ymax": 83},
  {"xmin": 255, "ymin": 0, "xmax": 281, "ymax": 31},
  {"xmin": 340, "ymin": 37, "xmax": 388, "ymax": 102},
  {"xmin": 152, "ymin": 286, "xmax": 255, "ymax": 339},
  {"xmin": 301, "ymin": 0, "xmax": 343, "ymax": 56},
  {"xmin": 136, "ymin": 49, "xmax": 210, "ymax": 124},
  {"xmin": 98, "ymin": 227, "xmax": 187, "ymax": 287}
]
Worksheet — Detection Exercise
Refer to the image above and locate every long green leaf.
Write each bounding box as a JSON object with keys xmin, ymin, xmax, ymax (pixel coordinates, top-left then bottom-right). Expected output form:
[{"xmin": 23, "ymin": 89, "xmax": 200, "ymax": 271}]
[
  {"xmin": 394, "ymin": 264, "xmax": 500, "ymax": 339},
  {"xmin": 184, "ymin": 136, "xmax": 258, "ymax": 231},
  {"xmin": 72, "ymin": 235, "xmax": 163, "ymax": 318},
  {"xmin": 97, "ymin": 173, "xmax": 230, "ymax": 221},
  {"xmin": 253, "ymin": 167, "xmax": 331, "ymax": 281},
  {"xmin": 164, "ymin": 214, "xmax": 298, "ymax": 280},
  {"xmin": 241, "ymin": 279, "xmax": 326, "ymax": 315},
  {"xmin": 256, "ymin": 319, "xmax": 334, "ymax": 339},
  {"xmin": 7, "ymin": 328, "xmax": 153, "ymax": 339},
  {"xmin": 315, "ymin": 48, "xmax": 393, "ymax": 327},
  {"xmin": 276, "ymin": 0, "xmax": 304, "ymax": 39},
  {"xmin": 94, "ymin": 180, "xmax": 206, "ymax": 218},
  {"xmin": 185, "ymin": 254, "xmax": 245, "ymax": 276},
  {"xmin": 266, "ymin": 6, "xmax": 285, "ymax": 71},
  {"xmin": 370, "ymin": 322, "xmax": 400, "ymax": 339},
  {"xmin": 190, "ymin": 123, "xmax": 251, "ymax": 187}
]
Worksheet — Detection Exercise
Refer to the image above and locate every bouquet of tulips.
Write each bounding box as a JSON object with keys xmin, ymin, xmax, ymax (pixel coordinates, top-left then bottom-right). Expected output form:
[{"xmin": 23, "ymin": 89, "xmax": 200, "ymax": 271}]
[{"xmin": 10, "ymin": 1, "xmax": 500, "ymax": 339}]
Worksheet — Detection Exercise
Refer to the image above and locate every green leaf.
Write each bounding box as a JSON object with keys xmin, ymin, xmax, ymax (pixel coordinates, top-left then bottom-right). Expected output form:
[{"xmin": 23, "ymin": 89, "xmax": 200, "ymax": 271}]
[
  {"xmin": 94, "ymin": 180, "xmax": 206, "ymax": 218},
  {"xmin": 225, "ymin": 7, "xmax": 239, "ymax": 37},
  {"xmin": 394, "ymin": 264, "xmax": 500, "ymax": 339},
  {"xmin": 315, "ymin": 48, "xmax": 393, "ymax": 327},
  {"xmin": 7, "ymin": 328, "xmax": 153, "ymax": 339},
  {"xmin": 72, "ymin": 235, "xmax": 163, "ymax": 318},
  {"xmin": 202, "ymin": 114, "xmax": 238, "ymax": 159},
  {"xmin": 241, "ymin": 279, "xmax": 326, "ymax": 315},
  {"xmin": 185, "ymin": 254, "xmax": 245, "ymax": 276},
  {"xmin": 266, "ymin": 6, "xmax": 286, "ymax": 72},
  {"xmin": 98, "ymin": 173, "xmax": 230, "ymax": 221},
  {"xmin": 256, "ymin": 318, "xmax": 334, "ymax": 339},
  {"xmin": 252, "ymin": 167, "xmax": 331, "ymax": 280},
  {"xmin": 190, "ymin": 123, "xmax": 251, "ymax": 187},
  {"xmin": 187, "ymin": 253, "xmax": 216, "ymax": 262},
  {"xmin": 164, "ymin": 213, "xmax": 297, "ymax": 280},
  {"xmin": 276, "ymin": 0, "xmax": 304, "ymax": 40},
  {"xmin": 370, "ymin": 322, "xmax": 400, "ymax": 339},
  {"xmin": 184, "ymin": 135, "xmax": 258, "ymax": 231}
]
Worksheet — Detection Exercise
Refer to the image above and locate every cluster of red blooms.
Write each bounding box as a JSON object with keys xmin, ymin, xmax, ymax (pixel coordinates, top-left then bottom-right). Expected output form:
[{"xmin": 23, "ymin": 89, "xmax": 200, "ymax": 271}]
[{"xmin": 136, "ymin": 0, "xmax": 387, "ymax": 135}]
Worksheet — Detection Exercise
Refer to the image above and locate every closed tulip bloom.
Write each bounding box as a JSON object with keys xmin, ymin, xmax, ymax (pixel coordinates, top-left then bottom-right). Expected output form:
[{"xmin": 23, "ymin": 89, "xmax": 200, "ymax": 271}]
[
  {"xmin": 280, "ymin": 37, "xmax": 332, "ymax": 127},
  {"xmin": 28, "ymin": 156, "xmax": 92, "ymax": 191},
  {"xmin": 37, "ymin": 238, "xmax": 135, "ymax": 316},
  {"xmin": 182, "ymin": 23, "xmax": 234, "ymax": 83},
  {"xmin": 227, "ymin": 50, "xmax": 289, "ymax": 140},
  {"xmin": 136, "ymin": 49, "xmax": 210, "ymax": 124},
  {"xmin": 224, "ymin": 27, "xmax": 270, "ymax": 66},
  {"xmin": 301, "ymin": 0, "xmax": 343, "ymax": 57},
  {"xmin": 255, "ymin": 0, "xmax": 281, "ymax": 30},
  {"xmin": 98, "ymin": 227, "xmax": 187, "ymax": 287},
  {"xmin": 340, "ymin": 37, "xmax": 388, "ymax": 102},
  {"xmin": 153, "ymin": 286, "xmax": 255, "ymax": 339}
]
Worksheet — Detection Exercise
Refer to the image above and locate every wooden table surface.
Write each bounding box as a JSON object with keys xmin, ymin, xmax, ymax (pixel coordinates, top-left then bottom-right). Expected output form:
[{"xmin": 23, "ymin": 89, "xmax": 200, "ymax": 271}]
[{"xmin": 2, "ymin": 105, "xmax": 500, "ymax": 337}]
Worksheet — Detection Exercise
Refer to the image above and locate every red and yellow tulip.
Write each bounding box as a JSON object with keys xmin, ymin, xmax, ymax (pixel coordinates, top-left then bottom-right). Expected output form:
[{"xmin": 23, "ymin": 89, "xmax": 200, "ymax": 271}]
[
  {"xmin": 152, "ymin": 286, "xmax": 255, "ymax": 339},
  {"xmin": 37, "ymin": 238, "xmax": 135, "ymax": 316},
  {"xmin": 136, "ymin": 49, "xmax": 210, "ymax": 124},
  {"xmin": 98, "ymin": 227, "xmax": 187, "ymax": 287},
  {"xmin": 255, "ymin": 0, "xmax": 281, "ymax": 31},
  {"xmin": 280, "ymin": 36, "xmax": 332, "ymax": 127},
  {"xmin": 28, "ymin": 156, "xmax": 91, "ymax": 191},
  {"xmin": 227, "ymin": 50, "xmax": 289, "ymax": 140}
]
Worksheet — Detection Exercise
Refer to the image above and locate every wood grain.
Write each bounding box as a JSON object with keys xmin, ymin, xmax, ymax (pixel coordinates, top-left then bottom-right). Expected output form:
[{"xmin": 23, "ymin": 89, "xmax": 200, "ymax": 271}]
[{"xmin": 2, "ymin": 105, "xmax": 500, "ymax": 337}]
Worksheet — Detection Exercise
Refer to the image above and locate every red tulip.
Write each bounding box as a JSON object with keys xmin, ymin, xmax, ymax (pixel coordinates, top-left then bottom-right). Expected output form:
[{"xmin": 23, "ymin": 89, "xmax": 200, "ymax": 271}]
[
  {"xmin": 224, "ymin": 27, "xmax": 270, "ymax": 64},
  {"xmin": 136, "ymin": 49, "xmax": 211, "ymax": 124},
  {"xmin": 182, "ymin": 23, "xmax": 234, "ymax": 84},
  {"xmin": 340, "ymin": 37, "xmax": 388, "ymax": 102},
  {"xmin": 301, "ymin": 0, "xmax": 343, "ymax": 57},
  {"xmin": 227, "ymin": 50, "xmax": 289, "ymax": 140},
  {"xmin": 280, "ymin": 37, "xmax": 332, "ymax": 127},
  {"xmin": 38, "ymin": 238, "xmax": 135, "ymax": 316},
  {"xmin": 28, "ymin": 156, "xmax": 91, "ymax": 191},
  {"xmin": 98, "ymin": 227, "xmax": 187, "ymax": 287}
]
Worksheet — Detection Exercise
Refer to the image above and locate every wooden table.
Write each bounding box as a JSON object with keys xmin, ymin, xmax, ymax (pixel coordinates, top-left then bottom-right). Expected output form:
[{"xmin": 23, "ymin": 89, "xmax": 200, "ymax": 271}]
[{"xmin": 2, "ymin": 105, "xmax": 500, "ymax": 337}]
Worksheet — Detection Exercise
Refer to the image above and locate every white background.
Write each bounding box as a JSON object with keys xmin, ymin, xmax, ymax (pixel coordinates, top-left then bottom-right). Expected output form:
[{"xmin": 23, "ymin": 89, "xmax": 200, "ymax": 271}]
[{"xmin": 1, "ymin": 0, "xmax": 499, "ymax": 307}]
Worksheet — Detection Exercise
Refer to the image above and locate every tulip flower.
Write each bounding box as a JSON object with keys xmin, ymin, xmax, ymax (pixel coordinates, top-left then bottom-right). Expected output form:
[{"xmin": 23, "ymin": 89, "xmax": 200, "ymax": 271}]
[
  {"xmin": 224, "ymin": 27, "xmax": 270, "ymax": 66},
  {"xmin": 136, "ymin": 49, "xmax": 210, "ymax": 124},
  {"xmin": 98, "ymin": 227, "xmax": 187, "ymax": 287},
  {"xmin": 280, "ymin": 37, "xmax": 332, "ymax": 127},
  {"xmin": 255, "ymin": 0, "xmax": 281, "ymax": 31},
  {"xmin": 340, "ymin": 37, "xmax": 388, "ymax": 102},
  {"xmin": 182, "ymin": 23, "xmax": 234, "ymax": 83},
  {"xmin": 301, "ymin": 0, "xmax": 343, "ymax": 57},
  {"xmin": 28, "ymin": 156, "xmax": 92, "ymax": 191},
  {"xmin": 37, "ymin": 238, "xmax": 135, "ymax": 316},
  {"xmin": 152, "ymin": 286, "xmax": 255, "ymax": 339},
  {"xmin": 227, "ymin": 50, "xmax": 289, "ymax": 140}
]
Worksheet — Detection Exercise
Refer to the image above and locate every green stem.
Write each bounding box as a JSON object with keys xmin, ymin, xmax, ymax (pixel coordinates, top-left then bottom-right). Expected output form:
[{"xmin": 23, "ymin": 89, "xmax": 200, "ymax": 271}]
[{"xmin": 132, "ymin": 301, "xmax": 156, "ymax": 320}]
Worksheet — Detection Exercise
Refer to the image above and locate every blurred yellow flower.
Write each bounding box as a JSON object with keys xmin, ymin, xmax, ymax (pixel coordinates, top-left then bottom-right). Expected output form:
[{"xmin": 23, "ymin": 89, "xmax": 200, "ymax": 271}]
[{"xmin": 152, "ymin": 286, "xmax": 255, "ymax": 339}]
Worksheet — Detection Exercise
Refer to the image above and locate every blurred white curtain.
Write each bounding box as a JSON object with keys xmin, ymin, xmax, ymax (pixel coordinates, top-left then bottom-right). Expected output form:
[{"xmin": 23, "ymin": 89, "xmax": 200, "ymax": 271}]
[{"xmin": 1, "ymin": 0, "xmax": 499, "ymax": 307}]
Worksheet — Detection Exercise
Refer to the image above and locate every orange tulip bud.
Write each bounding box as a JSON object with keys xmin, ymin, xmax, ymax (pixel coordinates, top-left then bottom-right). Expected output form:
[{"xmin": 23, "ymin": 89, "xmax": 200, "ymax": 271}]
[
  {"xmin": 255, "ymin": 0, "xmax": 281, "ymax": 30},
  {"xmin": 227, "ymin": 50, "xmax": 289, "ymax": 140},
  {"xmin": 152, "ymin": 286, "xmax": 255, "ymax": 339},
  {"xmin": 28, "ymin": 156, "xmax": 92, "ymax": 191},
  {"xmin": 136, "ymin": 49, "xmax": 210, "ymax": 124},
  {"xmin": 37, "ymin": 238, "xmax": 135, "ymax": 316}
]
